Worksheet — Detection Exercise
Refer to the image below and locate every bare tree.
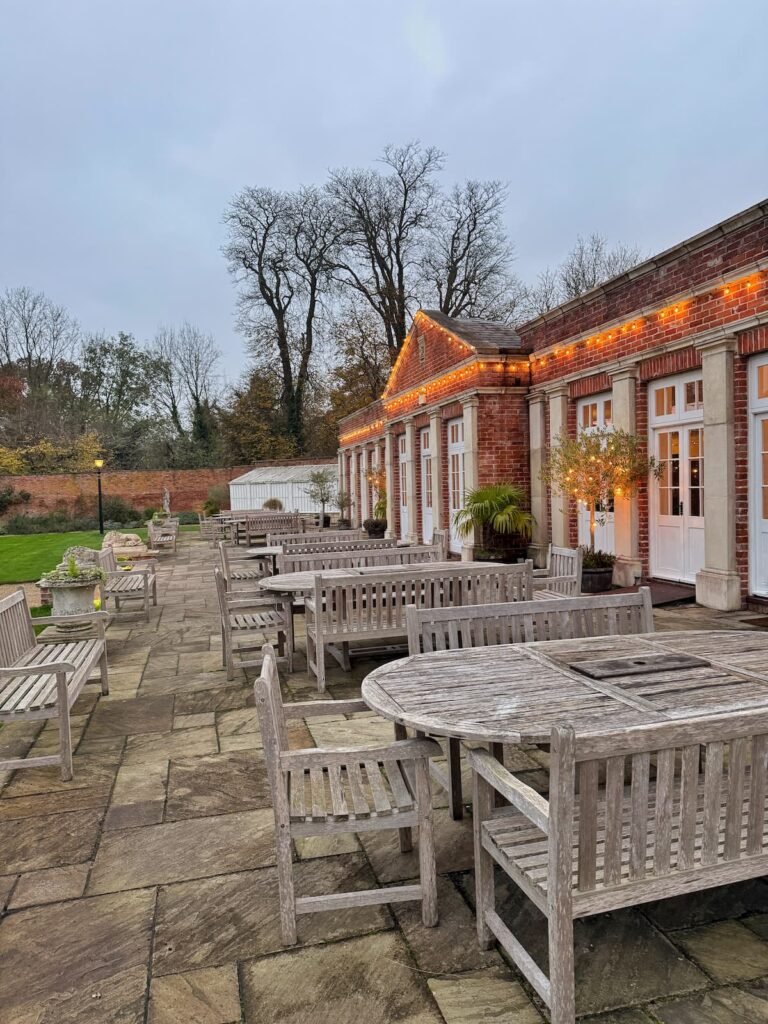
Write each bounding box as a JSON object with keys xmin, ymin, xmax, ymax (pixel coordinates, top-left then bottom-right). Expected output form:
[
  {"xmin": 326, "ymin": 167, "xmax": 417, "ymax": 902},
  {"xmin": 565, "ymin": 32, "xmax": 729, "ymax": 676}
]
[
  {"xmin": 328, "ymin": 142, "xmax": 444, "ymax": 360},
  {"xmin": 422, "ymin": 180, "xmax": 516, "ymax": 319},
  {"xmin": 0, "ymin": 286, "xmax": 79, "ymax": 389},
  {"xmin": 150, "ymin": 322, "xmax": 221, "ymax": 435},
  {"xmin": 224, "ymin": 185, "xmax": 342, "ymax": 448},
  {"xmin": 559, "ymin": 234, "xmax": 644, "ymax": 301}
]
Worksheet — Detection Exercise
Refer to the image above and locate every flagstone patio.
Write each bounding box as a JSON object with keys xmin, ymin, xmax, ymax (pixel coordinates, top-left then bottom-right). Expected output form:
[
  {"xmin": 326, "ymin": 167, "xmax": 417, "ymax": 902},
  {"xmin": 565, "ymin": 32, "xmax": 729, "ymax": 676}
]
[{"xmin": 2, "ymin": 534, "xmax": 768, "ymax": 1022}]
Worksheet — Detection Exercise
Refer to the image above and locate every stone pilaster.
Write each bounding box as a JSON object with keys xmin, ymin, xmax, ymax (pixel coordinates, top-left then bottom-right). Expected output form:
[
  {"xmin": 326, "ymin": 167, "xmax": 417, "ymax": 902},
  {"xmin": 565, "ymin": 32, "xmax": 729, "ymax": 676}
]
[
  {"xmin": 461, "ymin": 397, "xmax": 480, "ymax": 560},
  {"xmin": 404, "ymin": 418, "xmax": 419, "ymax": 545},
  {"xmin": 695, "ymin": 336, "xmax": 741, "ymax": 610},
  {"xmin": 429, "ymin": 412, "xmax": 443, "ymax": 531},
  {"xmin": 610, "ymin": 367, "xmax": 641, "ymax": 587},
  {"xmin": 548, "ymin": 385, "xmax": 570, "ymax": 548},
  {"xmin": 528, "ymin": 393, "xmax": 548, "ymax": 567},
  {"xmin": 384, "ymin": 429, "xmax": 396, "ymax": 539}
]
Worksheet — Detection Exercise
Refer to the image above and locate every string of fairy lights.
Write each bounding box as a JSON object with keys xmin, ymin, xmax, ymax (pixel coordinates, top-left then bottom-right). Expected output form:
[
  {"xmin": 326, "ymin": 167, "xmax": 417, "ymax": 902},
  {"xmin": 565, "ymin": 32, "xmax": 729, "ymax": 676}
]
[{"xmin": 339, "ymin": 270, "xmax": 766, "ymax": 446}]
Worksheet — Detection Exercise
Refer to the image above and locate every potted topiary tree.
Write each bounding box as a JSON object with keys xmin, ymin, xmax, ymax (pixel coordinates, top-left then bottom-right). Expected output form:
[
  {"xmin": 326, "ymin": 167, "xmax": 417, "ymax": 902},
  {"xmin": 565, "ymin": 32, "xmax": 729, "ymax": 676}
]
[
  {"xmin": 39, "ymin": 555, "xmax": 105, "ymax": 631},
  {"xmin": 453, "ymin": 483, "xmax": 534, "ymax": 562},
  {"xmin": 262, "ymin": 497, "xmax": 284, "ymax": 511},
  {"xmin": 335, "ymin": 489, "xmax": 353, "ymax": 529},
  {"xmin": 363, "ymin": 466, "xmax": 387, "ymax": 538},
  {"xmin": 304, "ymin": 468, "xmax": 336, "ymax": 528},
  {"xmin": 541, "ymin": 427, "xmax": 661, "ymax": 592}
]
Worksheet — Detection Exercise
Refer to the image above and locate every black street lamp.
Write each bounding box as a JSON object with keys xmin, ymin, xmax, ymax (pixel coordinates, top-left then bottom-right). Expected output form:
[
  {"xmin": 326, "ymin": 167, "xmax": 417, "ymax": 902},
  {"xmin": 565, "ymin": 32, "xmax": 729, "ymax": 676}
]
[{"xmin": 94, "ymin": 459, "xmax": 105, "ymax": 534}]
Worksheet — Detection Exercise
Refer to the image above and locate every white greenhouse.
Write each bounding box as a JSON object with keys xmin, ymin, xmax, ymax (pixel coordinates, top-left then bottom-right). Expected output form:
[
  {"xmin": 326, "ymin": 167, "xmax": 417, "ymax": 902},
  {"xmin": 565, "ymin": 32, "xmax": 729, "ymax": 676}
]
[{"xmin": 228, "ymin": 461, "xmax": 337, "ymax": 514}]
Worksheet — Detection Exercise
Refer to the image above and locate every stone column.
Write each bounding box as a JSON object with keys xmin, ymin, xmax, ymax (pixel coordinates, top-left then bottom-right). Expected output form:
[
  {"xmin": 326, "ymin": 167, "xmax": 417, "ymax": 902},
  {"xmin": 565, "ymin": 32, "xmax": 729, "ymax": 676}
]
[
  {"xmin": 404, "ymin": 418, "xmax": 419, "ymax": 545},
  {"xmin": 359, "ymin": 448, "xmax": 369, "ymax": 523},
  {"xmin": 611, "ymin": 367, "xmax": 641, "ymax": 587},
  {"xmin": 384, "ymin": 428, "xmax": 396, "ymax": 539},
  {"xmin": 461, "ymin": 397, "xmax": 480, "ymax": 560},
  {"xmin": 429, "ymin": 411, "xmax": 443, "ymax": 530},
  {"xmin": 350, "ymin": 449, "xmax": 361, "ymax": 526},
  {"xmin": 548, "ymin": 385, "xmax": 570, "ymax": 548},
  {"xmin": 528, "ymin": 393, "xmax": 548, "ymax": 567},
  {"xmin": 695, "ymin": 336, "xmax": 741, "ymax": 610}
]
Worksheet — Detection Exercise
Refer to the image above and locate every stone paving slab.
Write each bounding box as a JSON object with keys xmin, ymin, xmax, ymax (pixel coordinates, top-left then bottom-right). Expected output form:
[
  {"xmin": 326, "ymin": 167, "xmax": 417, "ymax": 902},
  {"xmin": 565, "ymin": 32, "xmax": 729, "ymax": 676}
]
[{"xmin": 2, "ymin": 535, "xmax": 768, "ymax": 1022}]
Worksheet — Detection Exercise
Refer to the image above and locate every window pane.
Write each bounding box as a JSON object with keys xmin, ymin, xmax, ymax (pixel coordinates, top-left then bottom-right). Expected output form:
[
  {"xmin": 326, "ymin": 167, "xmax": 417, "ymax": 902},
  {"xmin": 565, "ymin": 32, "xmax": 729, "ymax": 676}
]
[
  {"xmin": 763, "ymin": 487, "xmax": 768, "ymax": 520},
  {"xmin": 603, "ymin": 400, "xmax": 612, "ymax": 426},
  {"xmin": 759, "ymin": 365, "xmax": 768, "ymax": 399},
  {"xmin": 655, "ymin": 389, "xmax": 665, "ymax": 417}
]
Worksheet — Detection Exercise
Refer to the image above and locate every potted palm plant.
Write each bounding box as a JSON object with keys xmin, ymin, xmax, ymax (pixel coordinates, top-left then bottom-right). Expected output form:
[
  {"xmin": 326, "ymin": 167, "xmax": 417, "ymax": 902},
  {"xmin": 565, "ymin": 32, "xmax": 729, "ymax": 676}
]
[
  {"xmin": 453, "ymin": 483, "xmax": 534, "ymax": 561},
  {"xmin": 39, "ymin": 556, "xmax": 105, "ymax": 630},
  {"xmin": 541, "ymin": 427, "xmax": 661, "ymax": 592}
]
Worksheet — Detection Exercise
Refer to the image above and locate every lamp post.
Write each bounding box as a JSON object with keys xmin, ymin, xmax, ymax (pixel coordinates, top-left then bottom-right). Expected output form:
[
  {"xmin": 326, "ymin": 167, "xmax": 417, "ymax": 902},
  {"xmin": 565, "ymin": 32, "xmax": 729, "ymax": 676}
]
[{"xmin": 94, "ymin": 459, "xmax": 105, "ymax": 535}]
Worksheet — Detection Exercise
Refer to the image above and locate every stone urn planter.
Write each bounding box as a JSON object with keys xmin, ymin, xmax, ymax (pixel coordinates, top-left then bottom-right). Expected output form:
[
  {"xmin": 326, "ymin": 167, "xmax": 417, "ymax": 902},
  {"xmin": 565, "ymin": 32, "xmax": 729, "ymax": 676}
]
[
  {"xmin": 363, "ymin": 518, "xmax": 387, "ymax": 539},
  {"xmin": 581, "ymin": 567, "xmax": 614, "ymax": 593},
  {"xmin": 39, "ymin": 557, "xmax": 105, "ymax": 633}
]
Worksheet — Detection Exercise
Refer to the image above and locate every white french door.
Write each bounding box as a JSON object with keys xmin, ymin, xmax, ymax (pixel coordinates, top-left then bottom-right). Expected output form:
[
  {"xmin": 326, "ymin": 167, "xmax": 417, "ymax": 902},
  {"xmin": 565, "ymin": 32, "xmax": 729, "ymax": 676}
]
[
  {"xmin": 750, "ymin": 356, "xmax": 768, "ymax": 596},
  {"xmin": 649, "ymin": 374, "xmax": 705, "ymax": 583},
  {"xmin": 398, "ymin": 435, "xmax": 408, "ymax": 540},
  {"xmin": 576, "ymin": 393, "xmax": 615, "ymax": 553},
  {"xmin": 447, "ymin": 418, "xmax": 465, "ymax": 554},
  {"xmin": 420, "ymin": 427, "xmax": 433, "ymax": 543}
]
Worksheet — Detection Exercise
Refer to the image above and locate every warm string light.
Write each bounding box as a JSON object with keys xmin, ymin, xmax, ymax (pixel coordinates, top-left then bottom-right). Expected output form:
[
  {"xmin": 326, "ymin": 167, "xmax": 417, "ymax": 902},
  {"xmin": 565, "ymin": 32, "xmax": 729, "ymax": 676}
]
[
  {"xmin": 381, "ymin": 358, "xmax": 527, "ymax": 417},
  {"xmin": 381, "ymin": 310, "xmax": 475, "ymax": 399},
  {"xmin": 339, "ymin": 419, "xmax": 385, "ymax": 445},
  {"xmin": 529, "ymin": 271, "xmax": 764, "ymax": 374}
]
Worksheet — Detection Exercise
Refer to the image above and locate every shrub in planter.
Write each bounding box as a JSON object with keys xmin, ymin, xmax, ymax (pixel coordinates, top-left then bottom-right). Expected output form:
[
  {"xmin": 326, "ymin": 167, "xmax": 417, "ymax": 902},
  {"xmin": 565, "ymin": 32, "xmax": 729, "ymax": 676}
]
[
  {"xmin": 453, "ymin": 484, "xmax": 534, "ymax": 558},
  {"xmin": 363, "ymin": 518, "xmax": 387, "ymax": 538},
  {"xmin": 39, "ymin": 556, "xmax": 105, "ymax": 629},
  {"xmin": 581, "ymin": 548, "xmax": 616, "ymax": 593}
]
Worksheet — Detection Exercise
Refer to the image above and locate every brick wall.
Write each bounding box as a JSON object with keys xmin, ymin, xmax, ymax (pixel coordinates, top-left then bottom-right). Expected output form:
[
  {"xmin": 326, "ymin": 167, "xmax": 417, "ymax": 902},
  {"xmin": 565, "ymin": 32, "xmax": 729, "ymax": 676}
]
[{"xmin": 0, "ymin": 460, "xmax": 328, "ymax": 517}]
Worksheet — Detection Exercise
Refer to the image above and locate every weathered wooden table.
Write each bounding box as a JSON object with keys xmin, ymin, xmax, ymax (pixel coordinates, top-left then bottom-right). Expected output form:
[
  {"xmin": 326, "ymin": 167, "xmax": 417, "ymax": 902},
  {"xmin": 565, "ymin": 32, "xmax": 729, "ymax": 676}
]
[
  {"xmin": 245, "ymin": 546, "xmax": 282, "ymax": 576},
  {"xmin": 258, "ymin": 561, "xmax": 495, "ymax": 597},
  {"xmin": 362, "ymin": 631, "xmax": 768, "ymax": 804}
]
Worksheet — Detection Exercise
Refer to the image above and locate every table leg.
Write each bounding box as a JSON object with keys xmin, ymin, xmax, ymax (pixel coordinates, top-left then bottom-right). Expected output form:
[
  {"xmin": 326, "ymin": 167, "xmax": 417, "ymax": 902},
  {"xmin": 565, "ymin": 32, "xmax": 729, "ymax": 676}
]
[
  {"xmin": 447, "ymin": 737, "xmax": 464, "ymax": 820},
  {"xmin": 394, "ymin": 723, "xmax": 413, "ymax": 853},
  {"xmin": 491, "ymin": 742, "xmax": 506, "ymax": 808}
]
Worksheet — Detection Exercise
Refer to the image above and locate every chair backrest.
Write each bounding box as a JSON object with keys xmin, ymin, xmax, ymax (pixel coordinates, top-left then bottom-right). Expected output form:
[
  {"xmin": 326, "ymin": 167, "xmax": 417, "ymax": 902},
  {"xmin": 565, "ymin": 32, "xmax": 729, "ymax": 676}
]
[
  {"xmin": 0, "ymin": 589, "xmax": 36, "ymax": 665},
  {"xmin": 550, "ymin": 705, "xmax": 768, "ymax": 900},
  {"xmin": 312, "ymin": 563, "xmax": 534, "ymax": 636},
  {"xmin": 217, "ymin": 540, "xmax": 232, "ymax": 579},
  {"xmin": 277, "ymin": 543, "xmax": 444, "ymax": 575},
  {"xmin": 253, "ymin": 644, "xmax": 288, "ymax": 805},
  {"xmin": 246, "ymin": 512, "xmax": 300, "ymax": 536},
  {"xmin": 97, "ymin": 547, "xmax": 118, "ymax": 573},
  {"xmin": 549, "ymin": 546, "xmax": 583, "ymax": 587},
  {"xmin": 281, "ymin": 537, "xmax": 396, "ymax": 556},
  {"xmin": 213, "ymin": 565, "xmax": 230, "ymax": 620},
  {"xmin": 407, "ymin": 586, "xmax": 653, "ymax": 654}
]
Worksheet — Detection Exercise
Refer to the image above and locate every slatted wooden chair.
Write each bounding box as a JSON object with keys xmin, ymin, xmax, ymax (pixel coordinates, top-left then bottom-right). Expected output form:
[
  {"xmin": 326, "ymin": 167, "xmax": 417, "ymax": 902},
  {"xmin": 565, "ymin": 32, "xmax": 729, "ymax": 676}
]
[
  {"xmin": 217, "ymin": 540, "xmax": 266, "ymax": 588},
  {"xmin": 0, "ymin": 589, "xmax": 109, "ymax": 780},
  {"xmin": 406, "ymin": 589, "xmax": 654, "ymax": 819},
  {"xmin": 97, "ymin": 547, "xmax": 157, "ymax": 621},
  {"xmin": 531, "ymin": 545, "xmax": 583, "ymax": 595},
  {"xmin": 254, "ymin": 643, "xmax": 440, "ymax": 945},
  {"xmin": 214, "ymin": 567, "xmax": 291, "ymax": 678},
  {"xmin": 469, "ymin": 707, "xmax": 768, "ymax": 1024},
  {"xmin": 147, "ymin": 519, "xmax": 177, "ymax": 553},
  {"xmin": 432, "ymin": 529, "xmax": 450, "ymax": 560}
]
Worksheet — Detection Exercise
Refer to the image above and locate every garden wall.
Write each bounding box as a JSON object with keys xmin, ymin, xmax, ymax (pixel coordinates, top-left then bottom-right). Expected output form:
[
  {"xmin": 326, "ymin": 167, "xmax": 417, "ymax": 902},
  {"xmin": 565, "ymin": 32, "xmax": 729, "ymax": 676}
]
[{"xmin": 1, "ymin": 464, "xmax": 251, "ymax": 516}]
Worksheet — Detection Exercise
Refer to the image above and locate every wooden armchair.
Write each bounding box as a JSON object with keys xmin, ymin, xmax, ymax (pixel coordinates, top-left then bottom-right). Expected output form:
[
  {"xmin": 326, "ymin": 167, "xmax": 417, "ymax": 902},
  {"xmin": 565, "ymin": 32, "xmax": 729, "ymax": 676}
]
[
  {"xmin": 97, "ymin": 547, "xmax": 157, "ymax": 621},
  {"xmin": 214, "ymin": 568, "xmax": 292, "ymax": 678},
  {"xmin": 469, "ymin": 707, "xmax": 768, "ymax": 1023},
  {"xmin": 217, "ymin": 540, "xmax": 266, "ymax": 587},
  {"xmin": 254, "ymin": 643, "xmax": 440, "ymax": 945}
]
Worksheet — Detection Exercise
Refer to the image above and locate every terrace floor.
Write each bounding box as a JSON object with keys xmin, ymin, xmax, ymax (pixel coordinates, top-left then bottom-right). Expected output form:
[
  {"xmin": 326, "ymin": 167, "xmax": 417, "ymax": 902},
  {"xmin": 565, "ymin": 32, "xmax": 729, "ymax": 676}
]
[{"xmin": 2, "ymin": 536, "xmax": 768, "ymax": 1023}]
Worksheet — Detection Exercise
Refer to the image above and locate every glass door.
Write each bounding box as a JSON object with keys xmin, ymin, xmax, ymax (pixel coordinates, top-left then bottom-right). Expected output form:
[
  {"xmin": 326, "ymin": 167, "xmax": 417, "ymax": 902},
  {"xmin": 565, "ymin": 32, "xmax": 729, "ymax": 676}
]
[
  {"xmin": 420, "ymin": 427, "xmax": 433, "ymax": 543},
  {"xmin": 447, "ymin": 418, "xmax": 465, "ymax": 554},
  {"xmin": 398, "ymin": 435, "xmax": 408, "ymax": 540}
]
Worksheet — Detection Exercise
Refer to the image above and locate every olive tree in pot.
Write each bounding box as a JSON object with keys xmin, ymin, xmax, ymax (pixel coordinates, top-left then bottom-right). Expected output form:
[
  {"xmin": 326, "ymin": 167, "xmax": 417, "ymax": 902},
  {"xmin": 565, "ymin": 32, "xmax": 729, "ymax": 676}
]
[
  {"xmin": 453, "ymin": 484, "xmax": 534, "ymax": 562},
  {"xmin": 39, "ymin": 556, "xmax": 105, "ymax": 632},
  {"xmin": 335, "ymin": 489, "xmax": 353, "ymax": 529},
  {"xmin": 541, "ymin": 427, "xmax": 661, "ymax": 592},
  {"xmin": 304, "ymin": 469, "xmax": 336, "ymax": 528},
  {"xmin": 363, "ymin": 466, "xmax": 387, "ymax": 537}
]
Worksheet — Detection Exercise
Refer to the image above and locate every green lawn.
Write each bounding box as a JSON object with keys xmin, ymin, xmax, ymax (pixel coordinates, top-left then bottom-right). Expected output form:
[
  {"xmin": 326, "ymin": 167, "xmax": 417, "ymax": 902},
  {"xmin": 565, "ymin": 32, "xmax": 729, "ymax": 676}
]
[{"xmin": 0, "ymin": 530, "xmax": 146, "ymax": 584}]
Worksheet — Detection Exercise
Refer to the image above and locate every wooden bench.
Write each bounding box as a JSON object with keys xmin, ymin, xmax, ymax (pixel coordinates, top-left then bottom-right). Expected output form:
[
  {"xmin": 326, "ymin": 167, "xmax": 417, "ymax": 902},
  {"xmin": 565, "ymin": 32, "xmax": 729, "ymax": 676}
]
[
  {"xmin": 531, "ymin": 545, "xmax": 582, "ymax": 595},
  {"xmin": 469, "ymin": 706, "xmax": 768, "ymax": 1023},
  {"xmin": 0, "ymin": 589, "xmax": 109, "ymax": 780},
  {"xmin": 147, "ymin": 519, "xmax": 177, "ymax": 553},
  {"xmin": 254, "ymin": 643, "xmax": 440, "ymax": 945},
  {"xmin": 277, "ymin": 542, "xmax": 444, "ymax": 576},
  {"xmin": 214, "ymin": 568, "xmax": 292, "ymax": 677},
  {"xmin": 280, "ymin": 537, "xmax": 398, "ymax": 556},
  {"xmin": 268, "ymin": 529, "xmax": 364, "ymax": 546},
  {"xmin": 244, "ymin": 512, "xmax": 301, "ymax": 546},
  {"xmin": 306, "ymin": 563, "xmax": 533, "ymax": 691},
  {"xmin": 406, "ymin": 589, "xmax": 654, "ymax": 819},
  {"xmin": 97, "ymin": 547, "xmax": 157, "ymax": 621}
]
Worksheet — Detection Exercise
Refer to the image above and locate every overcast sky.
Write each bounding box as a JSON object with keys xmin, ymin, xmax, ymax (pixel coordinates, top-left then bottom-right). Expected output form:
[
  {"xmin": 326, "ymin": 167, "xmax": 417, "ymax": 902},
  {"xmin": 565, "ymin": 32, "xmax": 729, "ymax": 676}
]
[{"xmin": 1, "ymin": 0, "xmax": 766, "ymax": 381}]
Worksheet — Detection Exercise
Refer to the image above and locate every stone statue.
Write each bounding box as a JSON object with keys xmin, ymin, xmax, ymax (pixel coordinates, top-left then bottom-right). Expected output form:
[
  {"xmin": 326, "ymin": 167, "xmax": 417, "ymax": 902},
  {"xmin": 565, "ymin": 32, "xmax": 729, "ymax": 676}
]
[{"xmin": 162, "ymin": 486, "xmax": 171, "ymax": 516}]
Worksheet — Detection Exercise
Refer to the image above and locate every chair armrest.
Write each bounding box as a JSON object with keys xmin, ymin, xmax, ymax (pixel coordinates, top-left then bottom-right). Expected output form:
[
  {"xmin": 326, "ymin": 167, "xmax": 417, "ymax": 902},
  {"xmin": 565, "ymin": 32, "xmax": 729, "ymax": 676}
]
[
  {"xmin": 283, "ymin": 698, "xmax": 370, "ymax": 719},
  {"xmin": 467, "ymin": 748, "xmax": 550, "ymax": 834},
  {"xmin": 280, "ymin": 737, "xmax": 442, "ymax": 770},
  {"xmin": 0, "ymin": 661, "xmax": 76, "ymax": 679},
  {"xmin": 304, "ymin": 597, "xmax": 316, "ymax": 612},
  {"xmin": 532, "ymin": 568, "xmax": 549, "ymax": 578}
]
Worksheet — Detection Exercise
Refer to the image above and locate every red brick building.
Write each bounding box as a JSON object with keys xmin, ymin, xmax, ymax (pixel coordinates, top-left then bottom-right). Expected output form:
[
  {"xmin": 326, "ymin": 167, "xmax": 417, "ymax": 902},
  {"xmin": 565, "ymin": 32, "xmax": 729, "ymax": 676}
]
[{"xmin": 337, "ymin": 198, "xmax": 768, "ymax": 609}]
